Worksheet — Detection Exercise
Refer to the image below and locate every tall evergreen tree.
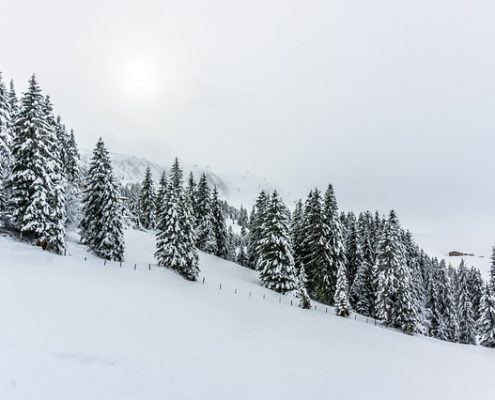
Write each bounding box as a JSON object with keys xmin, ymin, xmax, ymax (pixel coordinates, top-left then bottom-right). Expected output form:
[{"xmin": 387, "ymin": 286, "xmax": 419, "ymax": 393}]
[
  {"xmin": 80, "ymin": 138, "xmax": 124, "ymax": 261},
  {"xmin": 478, "ymin": 284, "xmax": 495, "ymax": 348},
  {"xmin": 155, "ymin": 159, "xmax": 199, "ymax": 281},
  {"xmin": 334, "ymin": 261, "xmax": 351, "ymax": 317},
  {"xmin": 155, "ymin": 171, "xmax": 168, "ymax": 229},
  {"xmin": 194, "ymin": 173, "xmax": 216, "ymax": 253},
  {"xmin": 247, "ymin": 190, "xmax": 268, "ymax": 269},
  {"xmin": 296, "ymin": 265, "xmax": 311, "ymax": 309},
  {"xmin": 374, "ymin": 211, "xmax": 418, "ymax": 334},
  {"xmin": 257, "ymin": 191, "xmax": 296, "ymax": 293},
  {"xmin": 301, "ymin": 189, "xmax": 333, "ymax": 303},
  {"xmin": 490, "ymin": 245, "xmax": 495, "ymax": 290},
  {"xmin": 456, "ymin": 260, "xmax": 477, "ymax": 344},
  {"xmin": 8, "ymin": 75, "xmax": 66, "ymax": 253},
  {"xmin": 350, "ymin": 226, "xmax": 375, "ymax": 316},
  {"xmin": 291, "ymin": 199, "xmax": 306, "ymax": 275},
  {"xmin": 211, "ymin": 186, "xmax": 229, "ymax": 258},
  {"xmin": 0, "ymin": 72, "xmax": 12, "ymax": 183},
  {"xmin": 139, "ymin": 167, "xmax": 156, "ymax": 229}
]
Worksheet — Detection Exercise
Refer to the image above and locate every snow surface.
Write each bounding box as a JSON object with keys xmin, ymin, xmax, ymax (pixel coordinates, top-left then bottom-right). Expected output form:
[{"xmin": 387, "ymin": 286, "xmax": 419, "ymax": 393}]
[{"xmin": 1, "ymin": 230, "xmax": 494, "ymax": 400}]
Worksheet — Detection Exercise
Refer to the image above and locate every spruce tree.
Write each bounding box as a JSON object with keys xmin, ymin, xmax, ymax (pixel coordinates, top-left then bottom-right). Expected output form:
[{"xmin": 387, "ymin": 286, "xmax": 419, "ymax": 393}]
[
  {"xmin": 478, "ymin": 284, "xmax": 495, "ymax": 348},
  {"xmin": 194, "ymin": 173, "xmax": 216, "ymax": 253},
  {"xmin": 257, "ymin": 191, "xmax": 296, "ymax": 293},
  {"xmin": 8, "ymin": 75, "xmax": 66, "ymax": 253},
  {"xmin": 456, "ymin": 261, "xmax": 477, "ymax": 344},
  {"xmin": 0, "ymin": 72, "xmax": 12, "ymax": 182},
  {"xmin": 247, "ymin": 190, "xmax": 269, "ymax": 269},
  {"xmin": 345, "ymin": 218, "xmax": 362, "ymax": 288},
  {"xmin": 374, "ymin": 211, "xmax": 418, "ymax": 334},
  {"xmin": 139, "ymin": 167, "xmax": 156, "ymax": 229},
  {"xmin": 211, "ymin": 186, "xmax": 229, "ymax": 258},
  {"xmin": 334, "ymin": 262, "xmax": 351, "ymax": 317},
  {"xmin": 186, "ymin": 171, "xmax": 197, "ymax": 215},
  {"xmin": 350, "ymin": 228, "xmax": 375, "ymax": 316},
  {"xmin": 155, "ymin": 171, "xmax": 168, "ymax": 230},
  {"xmin": 490, "ymin": 245, "xmax": 495, "ymax": 290},
  {"xmin": 296, "ymin": 265, "xmax": 311, "ymax": 309},
  {"xmin": 301, "ymin": 189, "xmax": 333, "ymax": 303},
  {"xmin": 80, "ymin": 138, "xmax": 124, "ymax": 261},
  {"xmin": 155, "ymin": 158, "xmax": 199, "ymax": 281},
  {"xmin": 290, "ymin": 199, "xmax": 306, "ymax": 275}
]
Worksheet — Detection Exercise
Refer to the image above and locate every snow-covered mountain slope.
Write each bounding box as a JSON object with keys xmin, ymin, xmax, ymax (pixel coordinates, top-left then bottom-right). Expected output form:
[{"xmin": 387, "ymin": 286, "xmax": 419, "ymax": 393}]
[
  {"xmin": 80, "ymin": 149, "xmax": 271, "ymax": 206},
  {"xmin": 1, "ymin": 231, "xmax": 493, "ymax": 400}
]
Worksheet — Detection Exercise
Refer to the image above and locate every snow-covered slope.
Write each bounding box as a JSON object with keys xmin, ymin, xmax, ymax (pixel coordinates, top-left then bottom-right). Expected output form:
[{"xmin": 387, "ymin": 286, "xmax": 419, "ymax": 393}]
[{"xmin": 1, "ymin": 231, "xmax": 493, "ymax": 400}]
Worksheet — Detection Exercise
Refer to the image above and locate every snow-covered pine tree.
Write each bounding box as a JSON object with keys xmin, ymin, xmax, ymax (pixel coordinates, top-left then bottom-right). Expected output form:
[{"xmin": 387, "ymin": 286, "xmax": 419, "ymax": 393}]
[
  {"xmin": 350, "ymin": 226, "xmax": 375, "ymax": 316},
  {"xmin": 456, "ymin": 260, "xmax": 477, "ymax": 344},
  {"xmin": 247, "ymin": 190, "xmax": 269, "ymax": 269},
  {"xmin": 374, "ymin": 211, "xmax": 418, "ymax": 334},
  {"xmin": 139, "ymin": 167, "xmax": 156, "ymax": 229},
  {"xmin": 334, "ymin": 261, "xmax": 351, "ymax": 317},
  {"xmin": 0, "ymin": 72, "xmax": 13, "ymax": 184},
  {"xmin": 320, "ymin": 184, "xmax": 346, "ymax": 304},
  {"xmin": 186, "ymin": 171, "xmax": 197, "ymax": 215},
  {"xmin": 301, "ymin": 189, "xmax": 333, "ymax": 303},
  {"xmin": 257, "ymin": 191, "xmax": 296, "ymax": 293},
  {"xmin": 238, "ymin": 205, "xmax": 249, "ymax": 228},
  {"xmin": 8, "ymin": 75, "xmax": 66, "ymax": 252},
  {"xmin": 296, "ymin": 265, "xmax": 311, "ymax": 309},
  {"xmin": 42, "ymin": 96, "xmax": 66, "ymax": 254},
  {"xmin": 194, "ymin": 173, "xmax": 216, "ymax": 253},
  {"xmin": 236, "ymin": 243, "xmax": 248, "ymax": 267},
  {"xmin": 155, "ymin": 171, "xmax": 168, "ymax": 229},
  {"xmin": 478, "ymin": 284, "xmax": 495, "ymax": 348},
  {"xmin": 155, "ymin": 158, "xmax": 199, "ymax": 281},
  {"xmin": 467, "ymin": 267, "xmax": 484, "ymax": 323},
  {"xmin": 226, "ymin": 225, "xmax": 237, "ymax": 261},
  {"xmin": 211, "ymin": 186, "xmax": 229, "ymax": 259},
  {"xmin": 80, "ymin": 138, "xmax": 124, "ymax": 261},
  {"xmin": 290, "ymin": 199, "xmax": 306, "ymax": 275},
  {"xmin": 63, "ymin": 128, "xmax": 81, "ymax": 227},
  {"xmin": 345, "ymin": 218, "xmax": 362, "ymax": 293},
  {"xmin": 490, "ymin": 245, "xmax": 495, "ymax": 290}
]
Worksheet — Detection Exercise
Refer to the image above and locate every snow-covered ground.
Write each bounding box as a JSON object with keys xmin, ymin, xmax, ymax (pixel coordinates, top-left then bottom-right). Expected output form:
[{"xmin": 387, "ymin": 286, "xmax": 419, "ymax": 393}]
[{"xmin": 1, "ymin": 230, "xmax": 494, "ymax": 400}]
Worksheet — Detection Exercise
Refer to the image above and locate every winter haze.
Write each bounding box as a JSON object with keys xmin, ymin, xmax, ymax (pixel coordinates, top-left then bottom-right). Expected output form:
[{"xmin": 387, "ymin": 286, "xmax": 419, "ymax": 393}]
[{"xmin": 2, "ymin": 0, "xmax": 495, "ymax": 256}]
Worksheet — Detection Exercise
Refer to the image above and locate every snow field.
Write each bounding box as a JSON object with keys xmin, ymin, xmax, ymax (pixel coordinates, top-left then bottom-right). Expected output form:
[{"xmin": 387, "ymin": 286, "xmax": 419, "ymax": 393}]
[{"xmin": 0, "ymin": 229, "xmax": 494, "ymax": 400}]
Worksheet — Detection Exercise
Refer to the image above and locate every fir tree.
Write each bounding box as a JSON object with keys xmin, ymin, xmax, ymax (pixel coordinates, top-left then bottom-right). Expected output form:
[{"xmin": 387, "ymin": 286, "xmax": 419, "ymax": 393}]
[
  {"xmin": 80, "ymin": 138, "xmax": 124, "ymax": 261},
  {"xmin": 139, "ymin": 167, "xmax": 156, "ymax": 229},
  {"xmin": 456, "ymin": 261, "xmax": 477, "ymax": 344},
  {"xmin": 296, "ymin": 265, "xmax": 311, "ymax": 309},
  {"xmin": 345, "ymin": 218, "xmax": 363, "ymax": 294},
  {"xmin": 350, "ymin": 228, "xmax": 375, "ymax": 316},
  {"xmin": 0, "ymin": 72, "xmax": 13, "ymax": 182},
  {"xmin": 155, "ymin": 171, "xmax": 168, "ymax": 230},
  {"xmin": 155, "ymin": 158, "xmax": 199, "ymax": 281},
  {"xmin": 186, "ymin": 171, "xmax": 197, "ymax": 214},
  {"xmin": 478, "ymin": 285, "xmax": 495, "ymax": 348},
  {"xmin": 301, "ymin": 189, "xmax": 333, "ymax": 303},
  {"xmin": 247, "ymin": 190, "xmax": 269, "ymax": 269},
  {"xmin": 374, "ymin": 211, "xmax": 418, "ymax": 334},
  {"xmin": 291, "ymin": 199, "xmax": 306, "ymax": 275},
  {"xmin": 257, "ymin": 191, "xmax": 296, "ymax": 293},
  {"xmin": 334, "ymin": 262, "xmax": 351, "ymax": 317},
  {"xmin": 8, "ymin": 75, "xmax": 66, "ymax": 253},
  {"xmin": 194, "ymin": 173, "xmax": 216, "ymax": 253},
  {"xmin": 211, "ymin": 186, "xmax": 229, "ymax": 258},
  {"xmin": 490, "ymin": 245, "xmax": 495, "ymax": 290}
]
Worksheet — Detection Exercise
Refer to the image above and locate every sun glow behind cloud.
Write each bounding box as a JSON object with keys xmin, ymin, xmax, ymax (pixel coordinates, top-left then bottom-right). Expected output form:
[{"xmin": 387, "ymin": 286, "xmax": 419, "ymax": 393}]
[{"xmin": 119, "ymin": 57, "xmax": 158, "ymax": 99}]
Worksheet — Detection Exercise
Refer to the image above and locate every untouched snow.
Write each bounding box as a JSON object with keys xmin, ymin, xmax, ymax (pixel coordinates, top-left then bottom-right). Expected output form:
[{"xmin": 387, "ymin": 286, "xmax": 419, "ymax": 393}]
[{"xmin": 1, "ymin": 230, "xmax": 494, "ymax": 400}]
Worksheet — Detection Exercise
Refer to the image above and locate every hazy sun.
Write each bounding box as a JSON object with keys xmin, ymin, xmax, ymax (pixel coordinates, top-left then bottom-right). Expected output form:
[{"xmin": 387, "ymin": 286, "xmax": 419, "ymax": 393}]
[{"xmin": 120, "ymin": 58, "xmax": 157, "ymax": 97}]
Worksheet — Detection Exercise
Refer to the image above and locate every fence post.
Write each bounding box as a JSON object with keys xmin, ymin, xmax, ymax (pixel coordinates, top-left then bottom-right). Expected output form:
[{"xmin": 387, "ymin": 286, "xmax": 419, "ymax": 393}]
[
  {"xmin": 219, "ymin": 283, "xmax": 222, "ymax": 290},
  {"xmin": 104, "ymin": 260, "xmax": 106, "ymax": 266},
  {"xmin": 234, "ymin": 288, "xmax": 237, "ymax": 295},
  {"xmin": 148, "ymin": 263, "xmax": 151, "ymax": 271},
  {"xmin": 354, "ymin": 314, "xmax": 357, "ymax": 320},
  {"xmin": 84, "ymin": 256, "xmax": 87, "ymax": 261},
  {"xmin": 64, "ymin": 249, "xmax": 67, "ymax": 256},
  {"xmin": 315, "ymin": 305, "xmax": 317, "ymax": 311},
  {"xmin": 374, "ymin": 319, "xmax": 377, "ymax": 326},
  {"xmin": 119, "ymin": 261, "xmax": 122, "ymax": 268},
  {"xmin": 290, "ymin": 299, "xmax": 293, "ymax": 306},
  {"xmin": 202, "ymin": 277, "xmax": 205, "ymax": 284},
  {"xmin": 249, "ymin": 291, "xmax": 251, "ymax": 297},
  {"xmin": 134, "ymin": 263, "xmax": 137, "ymax": 270},
  {"xmin": 326, "ymin": 307, "xmax": 328, "ymax": 314},
  {"xmin": 279, "ymin": 297, "xmax": 281, "ymax": 303},
  {"xmin": 263, "ymin": 294, "xmax": 265, "ymax": 300}
]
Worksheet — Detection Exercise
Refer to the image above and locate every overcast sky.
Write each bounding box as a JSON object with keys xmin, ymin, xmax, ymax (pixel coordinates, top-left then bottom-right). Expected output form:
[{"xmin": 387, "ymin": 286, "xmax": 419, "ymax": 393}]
[{"xmin": 2, "ymin": 0, "xmax": 495, "ymax": 255}]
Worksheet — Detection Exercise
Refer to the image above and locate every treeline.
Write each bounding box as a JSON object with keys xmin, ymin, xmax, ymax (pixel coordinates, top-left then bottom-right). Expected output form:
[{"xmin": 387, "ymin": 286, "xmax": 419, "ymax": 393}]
[
  {"xmin": 244, "ymin": 187, "xmax": 495, "ymax": 347},
  {"xmin": 1, "ymin": 72, "xmax": 494, "ymax": 348}
]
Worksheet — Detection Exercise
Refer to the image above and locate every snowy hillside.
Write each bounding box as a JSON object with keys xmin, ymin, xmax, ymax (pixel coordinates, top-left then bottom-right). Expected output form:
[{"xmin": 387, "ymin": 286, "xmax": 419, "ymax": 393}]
[{"xmin": 1, "ymin": 231, "xmax": 493, "ymax": 400}]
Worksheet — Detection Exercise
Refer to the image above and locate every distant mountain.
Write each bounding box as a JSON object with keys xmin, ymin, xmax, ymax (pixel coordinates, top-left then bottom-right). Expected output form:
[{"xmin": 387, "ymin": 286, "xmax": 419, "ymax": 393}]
[{"xmin": 79, "ymin": 149, "xmax": 276, "ymax": 207}]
